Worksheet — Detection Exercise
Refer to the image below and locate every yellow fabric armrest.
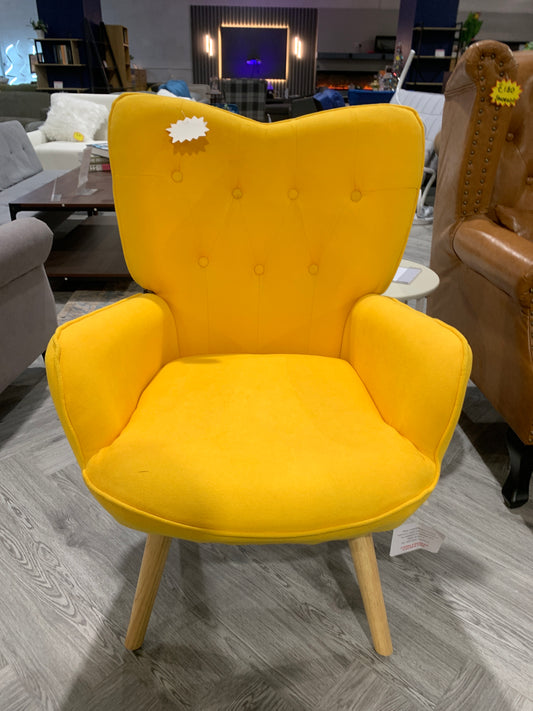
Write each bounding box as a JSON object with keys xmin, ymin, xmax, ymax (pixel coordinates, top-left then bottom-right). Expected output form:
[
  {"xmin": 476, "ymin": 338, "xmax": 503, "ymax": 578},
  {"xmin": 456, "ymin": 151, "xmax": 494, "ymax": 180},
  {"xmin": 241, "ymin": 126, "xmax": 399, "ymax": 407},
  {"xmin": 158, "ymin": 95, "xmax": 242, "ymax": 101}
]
[
  {"xmin": 46, "ymin": 293, "xmax": 179, "ymax": 469},
  {"xmin": 341, "ymin": 295, "xmax": 472, "ymax": 462}
]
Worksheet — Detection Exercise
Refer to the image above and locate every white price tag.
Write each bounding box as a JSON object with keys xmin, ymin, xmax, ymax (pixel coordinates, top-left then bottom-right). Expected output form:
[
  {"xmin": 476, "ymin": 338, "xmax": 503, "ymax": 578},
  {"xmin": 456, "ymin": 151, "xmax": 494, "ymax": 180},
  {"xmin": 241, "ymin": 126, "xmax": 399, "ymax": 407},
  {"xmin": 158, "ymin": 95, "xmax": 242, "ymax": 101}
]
[{"xmin": 390, "ymin": 522, "xmax": 445, "ymax": 556}]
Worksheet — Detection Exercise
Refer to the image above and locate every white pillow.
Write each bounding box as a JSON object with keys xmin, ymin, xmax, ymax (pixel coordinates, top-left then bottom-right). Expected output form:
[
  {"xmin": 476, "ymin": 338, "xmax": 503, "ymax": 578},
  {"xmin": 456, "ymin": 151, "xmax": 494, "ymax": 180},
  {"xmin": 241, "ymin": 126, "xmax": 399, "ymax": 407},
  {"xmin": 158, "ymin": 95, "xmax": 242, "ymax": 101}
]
[{"xmin": 42, "ymin": 94, "xmax": 109, "ymax": 142}]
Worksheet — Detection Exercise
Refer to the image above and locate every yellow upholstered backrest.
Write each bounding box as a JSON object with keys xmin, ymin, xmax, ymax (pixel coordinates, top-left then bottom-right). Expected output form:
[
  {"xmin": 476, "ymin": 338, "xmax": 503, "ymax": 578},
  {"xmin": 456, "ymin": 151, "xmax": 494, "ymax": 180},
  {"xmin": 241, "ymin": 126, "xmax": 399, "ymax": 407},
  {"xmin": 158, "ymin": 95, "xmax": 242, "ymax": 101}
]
[{"xmin": 108, "ymin": 95, "xmax": 424, "ymax": 356}]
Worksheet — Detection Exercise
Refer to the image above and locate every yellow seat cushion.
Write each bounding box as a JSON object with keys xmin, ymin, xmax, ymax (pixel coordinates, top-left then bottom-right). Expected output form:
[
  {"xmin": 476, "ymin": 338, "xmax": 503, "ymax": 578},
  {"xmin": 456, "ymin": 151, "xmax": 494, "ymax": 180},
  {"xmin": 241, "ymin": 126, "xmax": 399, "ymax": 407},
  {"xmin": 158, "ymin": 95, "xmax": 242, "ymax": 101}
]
[{"xmin": 85, "ymin": 354, "xmax": 437, "ymax": 544}]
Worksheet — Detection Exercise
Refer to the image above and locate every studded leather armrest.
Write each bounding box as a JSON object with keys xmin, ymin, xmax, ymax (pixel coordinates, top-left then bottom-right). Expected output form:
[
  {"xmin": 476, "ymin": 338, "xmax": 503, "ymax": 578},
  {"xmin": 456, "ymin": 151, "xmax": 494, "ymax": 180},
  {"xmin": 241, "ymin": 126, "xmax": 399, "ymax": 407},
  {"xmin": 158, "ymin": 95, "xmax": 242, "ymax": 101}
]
[{"xmin": 454, "ymin": 217, "xmax": 533, "ymax": 305}]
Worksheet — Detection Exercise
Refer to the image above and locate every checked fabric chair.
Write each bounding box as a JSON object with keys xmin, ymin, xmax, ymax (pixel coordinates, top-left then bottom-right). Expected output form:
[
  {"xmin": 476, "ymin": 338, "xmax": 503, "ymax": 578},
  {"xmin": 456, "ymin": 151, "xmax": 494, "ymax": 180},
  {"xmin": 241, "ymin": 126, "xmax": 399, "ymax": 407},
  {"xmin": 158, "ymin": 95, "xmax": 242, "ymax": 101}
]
[{"xmin": 46, "ymin": 95, "xmax": 471, "ymax": 655}]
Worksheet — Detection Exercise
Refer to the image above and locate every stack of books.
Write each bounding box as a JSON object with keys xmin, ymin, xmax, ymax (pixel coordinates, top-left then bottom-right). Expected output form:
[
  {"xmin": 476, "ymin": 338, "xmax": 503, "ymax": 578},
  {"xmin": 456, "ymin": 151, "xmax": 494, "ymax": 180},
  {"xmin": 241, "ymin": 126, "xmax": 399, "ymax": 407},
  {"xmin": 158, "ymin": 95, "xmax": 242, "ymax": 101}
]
[{"xmin": 88, "ymin": 142, "xmax": 110, "ymax": 172}]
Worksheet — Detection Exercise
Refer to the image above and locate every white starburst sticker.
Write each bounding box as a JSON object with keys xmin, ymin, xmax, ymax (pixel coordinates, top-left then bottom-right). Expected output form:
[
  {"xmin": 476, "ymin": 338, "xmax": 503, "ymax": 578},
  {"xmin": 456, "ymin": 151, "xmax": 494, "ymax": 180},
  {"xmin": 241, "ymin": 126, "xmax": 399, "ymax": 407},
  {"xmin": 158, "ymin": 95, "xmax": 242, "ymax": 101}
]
[{"xmin": 166, "ymin": 116, "xmax": 209, "ymax": 143}]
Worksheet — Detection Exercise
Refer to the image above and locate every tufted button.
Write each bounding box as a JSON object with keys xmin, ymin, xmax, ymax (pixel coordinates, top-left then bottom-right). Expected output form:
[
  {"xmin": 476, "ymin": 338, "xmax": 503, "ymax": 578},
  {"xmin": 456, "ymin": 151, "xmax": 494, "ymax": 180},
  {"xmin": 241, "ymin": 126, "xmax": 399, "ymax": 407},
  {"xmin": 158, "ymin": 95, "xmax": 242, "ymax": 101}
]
[
  {"xmin": 308, "ymin": 263, "xmax": 319, "ymax": 275},
  {"xmin": 172, "ymin": 170, "xmax": 183, "ymax": 183},
  {"xmin": 287, "ymin": 188, "xmax": 298, "ymax": 200},
  {"xmin": 232, "ymin": 188, "xmax": 242, "ymax": 199},
  {"xmin": 350, "ymin": 190, "xmax": 362, "ymax": 202},
  {"xmin": 527, "ymin": 177, "xmax": 533, "ymax": 185},
  {"xmin": 198, "ymin": 256, "xmax": 209, "ymax": 268},
  {"xmin": 254, "ymin": 264, "xmax": 264, "ymax": 275}
]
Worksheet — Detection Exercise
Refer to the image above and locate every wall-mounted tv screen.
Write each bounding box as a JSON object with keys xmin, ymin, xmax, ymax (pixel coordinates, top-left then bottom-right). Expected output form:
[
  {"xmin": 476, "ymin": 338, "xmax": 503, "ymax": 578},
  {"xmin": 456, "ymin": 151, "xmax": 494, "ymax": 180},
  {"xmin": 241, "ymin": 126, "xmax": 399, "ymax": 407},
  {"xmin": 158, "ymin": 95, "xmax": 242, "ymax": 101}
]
[{"xmin": 220, "ymin": 26, "xmax": 288, "ymax": 80}]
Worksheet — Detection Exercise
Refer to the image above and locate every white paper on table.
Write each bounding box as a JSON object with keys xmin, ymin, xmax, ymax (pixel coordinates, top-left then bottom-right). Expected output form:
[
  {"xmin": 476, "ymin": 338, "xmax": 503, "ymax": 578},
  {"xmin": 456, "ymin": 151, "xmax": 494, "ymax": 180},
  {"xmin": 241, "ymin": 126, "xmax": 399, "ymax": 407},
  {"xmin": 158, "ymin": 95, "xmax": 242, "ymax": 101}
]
[{"xmin": 393, "ymin": 267, "xmax": 421, "ymax": 284}]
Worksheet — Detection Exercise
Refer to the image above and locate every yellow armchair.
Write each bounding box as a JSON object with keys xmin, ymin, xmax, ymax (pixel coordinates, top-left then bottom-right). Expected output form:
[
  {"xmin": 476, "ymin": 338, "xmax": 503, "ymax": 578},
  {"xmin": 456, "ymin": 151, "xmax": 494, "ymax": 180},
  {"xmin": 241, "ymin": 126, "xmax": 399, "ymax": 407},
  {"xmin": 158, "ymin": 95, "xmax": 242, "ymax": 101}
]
[{"xmin": 46, "ymin": 95, "xmax": 471, "ymax": 657}]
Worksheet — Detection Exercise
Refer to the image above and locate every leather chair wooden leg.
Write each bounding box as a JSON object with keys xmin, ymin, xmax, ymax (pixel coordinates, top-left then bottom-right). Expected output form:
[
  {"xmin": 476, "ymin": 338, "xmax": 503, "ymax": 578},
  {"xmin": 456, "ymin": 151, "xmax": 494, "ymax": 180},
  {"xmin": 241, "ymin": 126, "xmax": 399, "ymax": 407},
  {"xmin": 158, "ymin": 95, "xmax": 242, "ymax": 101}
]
[
  {"xmin": 125, "ymin": 534, "xmax": 172, "ymax": 650},
  {"xmin": 349, "ymin": 534, "xmax": 393, "ymax": 656}
]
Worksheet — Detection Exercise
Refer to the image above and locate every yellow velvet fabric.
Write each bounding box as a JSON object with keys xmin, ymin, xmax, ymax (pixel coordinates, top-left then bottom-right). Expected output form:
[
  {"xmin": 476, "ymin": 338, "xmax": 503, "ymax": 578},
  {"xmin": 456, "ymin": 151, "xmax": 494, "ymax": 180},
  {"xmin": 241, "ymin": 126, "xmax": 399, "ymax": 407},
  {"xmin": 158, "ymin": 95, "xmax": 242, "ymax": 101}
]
[
  {"xmin": 108, "ymin": 95, "xmax": 425, "ymax": 357},
  {"xmin": 46, "ymin": 96, "xmax": 472, "ymax": 546},
  {"xmin": 84, "ymin": 352, "xmax": 435, "ymax": 543}
]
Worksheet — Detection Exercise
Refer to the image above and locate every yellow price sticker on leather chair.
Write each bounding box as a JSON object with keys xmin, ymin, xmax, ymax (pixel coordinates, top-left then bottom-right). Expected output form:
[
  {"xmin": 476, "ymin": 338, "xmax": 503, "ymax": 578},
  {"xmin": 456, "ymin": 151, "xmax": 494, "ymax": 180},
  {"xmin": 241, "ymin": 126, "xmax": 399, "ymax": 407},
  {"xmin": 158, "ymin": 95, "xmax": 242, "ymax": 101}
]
[{"xmin": 490, "ymin": 79, "xmax": 523, "ymax": 107}]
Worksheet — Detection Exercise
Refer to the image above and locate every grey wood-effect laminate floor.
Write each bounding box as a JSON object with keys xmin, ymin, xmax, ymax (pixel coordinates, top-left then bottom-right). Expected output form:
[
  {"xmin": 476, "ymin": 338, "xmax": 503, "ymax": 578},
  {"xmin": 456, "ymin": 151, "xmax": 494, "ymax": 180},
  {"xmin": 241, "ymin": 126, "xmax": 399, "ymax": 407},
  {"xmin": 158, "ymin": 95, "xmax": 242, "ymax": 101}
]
[{"xmin": 0, "ymin": 223, "xmax": 532, "ymax": 711}]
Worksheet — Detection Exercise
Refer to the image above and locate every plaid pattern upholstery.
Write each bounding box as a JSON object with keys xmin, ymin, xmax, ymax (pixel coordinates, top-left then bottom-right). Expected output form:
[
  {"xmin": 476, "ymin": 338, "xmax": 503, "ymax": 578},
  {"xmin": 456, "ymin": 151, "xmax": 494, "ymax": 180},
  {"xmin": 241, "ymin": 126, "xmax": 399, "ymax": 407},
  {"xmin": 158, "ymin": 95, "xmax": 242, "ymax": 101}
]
[{"xmin": 220, "ymin": 79, "xmax": 267, "ymax": 122}]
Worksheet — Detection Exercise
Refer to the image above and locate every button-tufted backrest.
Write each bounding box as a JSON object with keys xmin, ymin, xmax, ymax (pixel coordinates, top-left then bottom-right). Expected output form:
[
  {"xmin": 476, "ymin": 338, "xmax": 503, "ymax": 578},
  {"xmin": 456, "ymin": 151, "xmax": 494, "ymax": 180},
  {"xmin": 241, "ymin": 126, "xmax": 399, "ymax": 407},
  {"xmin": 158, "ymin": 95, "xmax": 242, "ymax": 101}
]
[
  {"xmin": 0, "ymin": 120, "xmax": 43, "ymax": 190},
  {"xmin": 491, "ymin": 52, "xmax": 533, "ymax": 218},
  {"xmin": 108, "ymin": 94, "xmax": 424, "ymax": 357}
]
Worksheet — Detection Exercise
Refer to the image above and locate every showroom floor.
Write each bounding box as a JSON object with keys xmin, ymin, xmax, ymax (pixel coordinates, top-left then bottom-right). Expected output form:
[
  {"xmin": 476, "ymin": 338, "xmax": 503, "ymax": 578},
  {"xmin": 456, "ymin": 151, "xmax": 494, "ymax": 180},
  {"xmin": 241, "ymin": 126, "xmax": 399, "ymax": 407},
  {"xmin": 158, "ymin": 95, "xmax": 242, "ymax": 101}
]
[{"xmin": 0, "ymin": 221, "xmax": 531, "ymax": 710}]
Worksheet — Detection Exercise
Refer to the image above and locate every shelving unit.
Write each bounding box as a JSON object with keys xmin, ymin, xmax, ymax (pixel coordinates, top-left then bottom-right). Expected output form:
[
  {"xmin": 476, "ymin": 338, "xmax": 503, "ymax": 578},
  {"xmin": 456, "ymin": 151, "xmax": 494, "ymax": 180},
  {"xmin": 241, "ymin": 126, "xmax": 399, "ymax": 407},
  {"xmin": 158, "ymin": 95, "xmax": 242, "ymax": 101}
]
[
  {"xmin": 34, "ymin": 38, "xmax": 88, "ymax": 91},
  {"xmin": 405, "ymin": 24, "xmax": 461, "ymax": 92},
  {"xmin": 103, "ymin": 24, "xmax": 131, "ymax": 90}
]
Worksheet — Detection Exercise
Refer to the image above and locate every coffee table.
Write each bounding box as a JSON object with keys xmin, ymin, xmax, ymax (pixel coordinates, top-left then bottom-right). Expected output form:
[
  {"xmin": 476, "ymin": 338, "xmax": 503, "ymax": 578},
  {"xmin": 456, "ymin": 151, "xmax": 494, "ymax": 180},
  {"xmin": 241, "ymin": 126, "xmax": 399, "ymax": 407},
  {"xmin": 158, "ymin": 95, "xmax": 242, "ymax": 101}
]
[
  {"xmin": 9, "ymin": 168, "xmax": 128, "ymax": 279},
  {"xmin": 384, "ymin": 259, "xmax": 440, "ymax": 309},
  {"xmin": 9, "ymin": 168, "xmax": 114, "ymax": 220}
]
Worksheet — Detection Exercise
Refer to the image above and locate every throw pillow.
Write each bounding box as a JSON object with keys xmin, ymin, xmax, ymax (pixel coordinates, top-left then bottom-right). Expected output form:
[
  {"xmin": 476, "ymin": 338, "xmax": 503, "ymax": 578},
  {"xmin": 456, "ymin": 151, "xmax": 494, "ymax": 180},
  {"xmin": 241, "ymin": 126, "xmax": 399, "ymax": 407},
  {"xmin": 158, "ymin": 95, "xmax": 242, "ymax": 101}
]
[
  {"xmin": 158, "ymin": 80, "xmax": 191, "ymax": 98},
  {"xmin": 495, "ymin": 205, "xmax": 533, "ymax": 241},
  {"xmin": 157, "ymin": 88, "xmax": 191, "ymax": 100},
  {"xmin": 42, "ymin": 94, "xmax": 109, "ymax": 143}
]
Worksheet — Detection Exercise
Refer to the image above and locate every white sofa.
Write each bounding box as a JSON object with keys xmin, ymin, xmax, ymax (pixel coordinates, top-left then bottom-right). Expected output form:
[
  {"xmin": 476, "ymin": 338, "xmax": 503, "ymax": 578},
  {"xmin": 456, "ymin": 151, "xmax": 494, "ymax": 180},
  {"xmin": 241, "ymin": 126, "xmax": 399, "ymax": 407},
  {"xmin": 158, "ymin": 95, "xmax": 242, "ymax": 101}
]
[
  {"xmin": 27, "ymin": 86, "xmax": 211, "ymax": 171},
  {"xmin": 27, "ymin": 93, "xmax": 119, "ymax": 171}
]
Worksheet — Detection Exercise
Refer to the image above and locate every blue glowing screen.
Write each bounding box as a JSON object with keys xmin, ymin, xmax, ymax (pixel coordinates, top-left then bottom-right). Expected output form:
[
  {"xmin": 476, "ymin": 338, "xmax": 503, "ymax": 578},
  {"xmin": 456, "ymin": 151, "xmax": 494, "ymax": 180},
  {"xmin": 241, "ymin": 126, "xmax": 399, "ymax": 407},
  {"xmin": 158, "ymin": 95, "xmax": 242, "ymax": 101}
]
[{"xmin": 221, "ymin": 27, "xmax": 287, "ymax": 79}]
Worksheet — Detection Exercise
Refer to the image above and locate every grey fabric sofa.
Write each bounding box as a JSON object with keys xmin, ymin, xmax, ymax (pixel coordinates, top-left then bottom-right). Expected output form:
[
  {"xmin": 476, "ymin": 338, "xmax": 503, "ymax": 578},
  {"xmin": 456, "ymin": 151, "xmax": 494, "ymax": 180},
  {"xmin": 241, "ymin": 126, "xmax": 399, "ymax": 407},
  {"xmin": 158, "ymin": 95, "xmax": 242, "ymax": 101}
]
[
  {"xmin": 0, "ymin": 89, "xmax": 50, "ymax": 131},
  {"xmin": 0, "ymin": 120, "xmax": 65, "ymax": 223},
  {"xmin": 0, "ymin": 218, "xmax": 58, "ymax": 392},
  {"xmin": 0, "ymin": 120, "xmax": 60, "ymax": 392}
]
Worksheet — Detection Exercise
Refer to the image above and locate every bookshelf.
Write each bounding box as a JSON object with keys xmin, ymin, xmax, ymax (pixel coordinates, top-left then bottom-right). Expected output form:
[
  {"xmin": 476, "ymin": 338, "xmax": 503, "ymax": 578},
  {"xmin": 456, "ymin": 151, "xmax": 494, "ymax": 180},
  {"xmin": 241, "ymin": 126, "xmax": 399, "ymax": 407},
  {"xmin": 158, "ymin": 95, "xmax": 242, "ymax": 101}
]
[
  {"xmin": 34, "ymin": 38, "xmax": 88, "ymax": 91},
  {"xmin": 405, "ymin": 25, "xmax": 461, "ymax": 92},
  {"xmin": 103, "ymin": 25, "xmax": 131, "ymax": 89}
]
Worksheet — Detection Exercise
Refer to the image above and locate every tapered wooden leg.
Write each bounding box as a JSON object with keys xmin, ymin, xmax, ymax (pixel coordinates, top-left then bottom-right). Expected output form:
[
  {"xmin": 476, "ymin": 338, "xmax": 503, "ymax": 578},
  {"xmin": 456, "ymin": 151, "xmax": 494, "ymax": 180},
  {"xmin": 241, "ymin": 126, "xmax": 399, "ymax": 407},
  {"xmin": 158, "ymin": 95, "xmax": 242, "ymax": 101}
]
[
  {"xmin": 125, "ymin": 534, "xmax": 172, "ymax": 651},
  {"xmin": 348, "ymin": 534, "xmax": 393, "ymax": 656}
]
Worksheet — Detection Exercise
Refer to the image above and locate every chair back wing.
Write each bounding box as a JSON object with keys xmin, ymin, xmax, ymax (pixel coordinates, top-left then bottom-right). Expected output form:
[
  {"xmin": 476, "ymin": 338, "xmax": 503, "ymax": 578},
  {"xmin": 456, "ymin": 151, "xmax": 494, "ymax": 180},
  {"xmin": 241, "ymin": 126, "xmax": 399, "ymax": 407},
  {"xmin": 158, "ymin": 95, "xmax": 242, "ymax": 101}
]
[{"xmin": 108, "ymin": 95, "xmax": 424, "ymax": 357}]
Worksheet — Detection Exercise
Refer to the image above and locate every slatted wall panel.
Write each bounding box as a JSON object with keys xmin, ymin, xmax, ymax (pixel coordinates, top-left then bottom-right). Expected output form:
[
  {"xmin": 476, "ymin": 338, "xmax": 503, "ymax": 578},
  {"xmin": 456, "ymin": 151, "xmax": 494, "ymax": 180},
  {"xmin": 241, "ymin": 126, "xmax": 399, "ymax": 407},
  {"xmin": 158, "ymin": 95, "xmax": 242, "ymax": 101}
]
[{"xmin": 191, "ymin": 5, "xmax": 318, "ymax": 97}]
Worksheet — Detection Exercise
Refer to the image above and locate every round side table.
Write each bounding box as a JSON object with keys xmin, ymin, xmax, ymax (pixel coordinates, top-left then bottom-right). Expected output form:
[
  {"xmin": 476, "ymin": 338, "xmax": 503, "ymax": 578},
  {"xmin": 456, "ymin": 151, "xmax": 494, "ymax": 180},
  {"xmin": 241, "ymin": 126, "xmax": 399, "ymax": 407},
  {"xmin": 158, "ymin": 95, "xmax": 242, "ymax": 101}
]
[{"xmin": 383, "ymin": 259, "xmax": 440, "ymax": 310}]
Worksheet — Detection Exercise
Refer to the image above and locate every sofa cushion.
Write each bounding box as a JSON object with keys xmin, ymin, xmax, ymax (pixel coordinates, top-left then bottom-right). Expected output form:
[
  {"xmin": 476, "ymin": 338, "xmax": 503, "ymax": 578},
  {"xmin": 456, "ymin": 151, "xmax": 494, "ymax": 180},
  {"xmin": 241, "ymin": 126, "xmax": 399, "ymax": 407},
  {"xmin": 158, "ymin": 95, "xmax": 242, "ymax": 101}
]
[
  {"xmin": 314, "ymin": 89, "xmax": 345, "ymax": 110},
  {"xmin": 158, "ymin": 80, "xmax": 191, "ymax": 98},
  {"xmin": 0, "ymin": 120, "xmax": 43, "ymax": 190},
  {"xmin": 42, "ymin": 93, "xmax": 109, "ymax": 143}
]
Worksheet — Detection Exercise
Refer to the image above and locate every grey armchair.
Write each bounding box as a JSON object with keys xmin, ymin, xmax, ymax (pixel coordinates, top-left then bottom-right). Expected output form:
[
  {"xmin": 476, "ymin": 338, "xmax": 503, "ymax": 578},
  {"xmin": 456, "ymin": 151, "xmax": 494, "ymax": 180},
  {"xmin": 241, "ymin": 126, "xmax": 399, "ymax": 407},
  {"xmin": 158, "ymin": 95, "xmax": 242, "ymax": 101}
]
[{"xmin": 0, "ymin": 217, "xmax": 57, "ymax": 392}]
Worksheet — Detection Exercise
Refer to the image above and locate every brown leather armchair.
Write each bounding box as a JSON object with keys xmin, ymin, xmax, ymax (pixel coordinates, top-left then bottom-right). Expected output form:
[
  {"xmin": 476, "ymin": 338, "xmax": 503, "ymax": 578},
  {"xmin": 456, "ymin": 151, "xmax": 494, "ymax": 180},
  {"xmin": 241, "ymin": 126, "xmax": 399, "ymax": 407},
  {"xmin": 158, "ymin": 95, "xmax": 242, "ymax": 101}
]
[{"xmin": 428, "ymin": 40, "xmax": 533, "ymax": 508}]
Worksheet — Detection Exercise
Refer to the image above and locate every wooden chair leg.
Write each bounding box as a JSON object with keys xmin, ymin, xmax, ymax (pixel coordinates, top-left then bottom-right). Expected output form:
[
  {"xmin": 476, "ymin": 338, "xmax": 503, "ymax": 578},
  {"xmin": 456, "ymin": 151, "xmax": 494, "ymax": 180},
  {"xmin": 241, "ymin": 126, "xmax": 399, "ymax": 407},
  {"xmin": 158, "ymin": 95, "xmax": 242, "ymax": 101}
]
[
  {"xmin": 348, "ymin": 534, "xmax": 393, "ymax": 656},
  {"xmin": 124, "ymin": 534, "xmax": 172, "ymax": 651}
]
